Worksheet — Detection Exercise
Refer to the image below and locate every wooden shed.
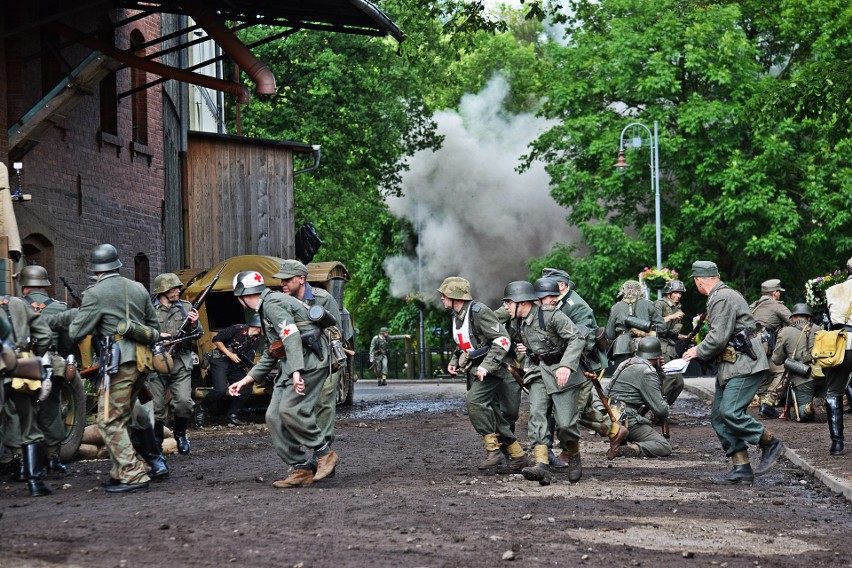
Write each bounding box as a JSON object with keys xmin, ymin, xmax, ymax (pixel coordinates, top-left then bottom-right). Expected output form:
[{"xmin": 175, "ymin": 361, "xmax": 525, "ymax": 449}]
[{"xmin": 184, "ymin": 131, "xmax": 314, "ymax": 268}]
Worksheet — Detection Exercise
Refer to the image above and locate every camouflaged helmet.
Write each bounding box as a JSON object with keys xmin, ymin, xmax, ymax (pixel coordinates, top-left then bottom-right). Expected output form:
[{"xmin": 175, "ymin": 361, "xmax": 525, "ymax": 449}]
[
  {"xmin": 90, "ymin": 244, "xmax": 122, "ymax": 272},
  {"xmin": 248, "ymin": 313, "xmax": 262, "ymax": 328},
  {"xmin": 663, "ymin": 279, "xmax": 686, "ymax": 294},
  {"xmin": 502, "ymin": 281, "xmax": 538, "ymax": 303},
  {"xmin": 233, "ymin": 271, "xmax": 266, "ymax": 297},
  {"xmin": 790, "ymin": 303, "xmax": 812, "ymax": 318},
  {"xmin": 19, "ymin": 265, "xmax": 50, "ymax": 287},
  {"xmin": 619, "ymin": 280, "xmax": 644, "ymax": 301},
  {"xmin": 153, "ymin": 273, "xmax": 182, "ymax": 295},
  {"xmin": 533, "ymin": 277, "xmax": 560, "ymax": 299},
  {"xmin": 636, "ymin": 336, "xmax": 663, "ymax": 360},
  {"xmin": 437, "ymin": 277, "xmax": 472, "ymax": 301}
]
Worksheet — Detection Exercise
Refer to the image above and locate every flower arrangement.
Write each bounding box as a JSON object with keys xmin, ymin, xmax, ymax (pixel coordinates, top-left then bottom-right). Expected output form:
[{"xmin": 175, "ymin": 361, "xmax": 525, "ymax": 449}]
[
  {"xmin": 690, "ymin": 314, "xmax": 708, "ymax": 344},
  {"xmin": 804, "ymin": 270, "xmax": 843, "ymax": 309},
  {"xmin": 639, "ymin": 266, "xmax": 679, "ymax": 291}
]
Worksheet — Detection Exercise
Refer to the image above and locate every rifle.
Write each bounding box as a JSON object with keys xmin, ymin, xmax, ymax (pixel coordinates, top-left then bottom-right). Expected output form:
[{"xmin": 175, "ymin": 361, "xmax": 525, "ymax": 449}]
[
  {"xmin": 497, "ymin": 360, "xmax": 528, "ymax": 393},
  {"xmin": 581, "ymin": 360, "xmax": 618, "ymax": 425},
  {"xmin": 652, "ymin": 362, "xmax": 671, "ymax": 439},
  {"xmin": 676, "ymin": 312, "xmax": 706, "ymax": 357},
  {"xmin": 166, "ymin": 263, "xmax": 226, "ymax": 355},
  {"xmin": 58, "ymin": 276, "xmax": 83, "ymax": 307}
]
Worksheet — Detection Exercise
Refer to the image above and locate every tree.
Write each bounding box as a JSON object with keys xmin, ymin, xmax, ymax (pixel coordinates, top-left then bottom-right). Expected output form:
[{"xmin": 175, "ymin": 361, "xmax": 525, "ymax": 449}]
[{"xmin": 524, "ymin": 0, "xmax": 851, "ymax": 317}]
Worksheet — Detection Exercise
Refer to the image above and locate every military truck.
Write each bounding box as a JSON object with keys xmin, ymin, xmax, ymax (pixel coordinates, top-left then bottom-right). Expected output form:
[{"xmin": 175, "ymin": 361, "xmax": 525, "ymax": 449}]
[{"xmin": 177, "ymin": 255, "xmax": 356, "ymax": 409}]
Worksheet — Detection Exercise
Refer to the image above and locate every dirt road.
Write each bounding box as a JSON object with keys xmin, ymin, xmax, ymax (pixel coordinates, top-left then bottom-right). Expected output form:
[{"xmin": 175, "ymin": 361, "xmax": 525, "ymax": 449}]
[{"xmin": 1, "ymin": 388, "xmax": 850, "ymax": 567}]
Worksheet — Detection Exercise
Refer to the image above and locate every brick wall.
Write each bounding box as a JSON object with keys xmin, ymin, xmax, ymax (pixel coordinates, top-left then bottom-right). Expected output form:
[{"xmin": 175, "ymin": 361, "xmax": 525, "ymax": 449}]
[{"xmin": 4, "ymin": 9, "xmax": 167, "ymax": 294}]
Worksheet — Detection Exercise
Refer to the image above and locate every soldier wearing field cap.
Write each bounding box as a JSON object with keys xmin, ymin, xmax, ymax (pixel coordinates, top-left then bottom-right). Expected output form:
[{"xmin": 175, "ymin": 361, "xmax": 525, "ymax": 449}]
[
  {"xmin": 439, "ymin": 276, "xmax": 527, "ymax": 472},
  {"xmin": 750, "ymin": 279, "xmax": 791, "ymax": 419},
  {"xmin": 683, "ymin": 261, "xmax": 783, "ymax": 485},
  {"xmin": 277, "ymin": 258, "xmax": 342, "ymax": 480},
  {"xmin": 149, "ymin": 272, "xmax": 202, "ymax": 455}
]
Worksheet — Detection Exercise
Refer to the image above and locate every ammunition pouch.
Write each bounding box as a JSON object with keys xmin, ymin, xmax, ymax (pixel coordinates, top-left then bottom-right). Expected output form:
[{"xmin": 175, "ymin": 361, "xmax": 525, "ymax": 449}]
[
  {"xmin": 529, "ymin": 348, "xmax": 565, "ymax": 367},
  {"xmin": 718, "ymin": 345, "xmax": 738, "ymax": 364},
  {"xmin": 268, "ymin": 339, "xmax": 286, "ymax": 359},
  {"xmin": 116, "ymin": 319, "xmax": 158, "ymax": 345},
  {"xmin": 783, "ymin": 358, "xmax": 811, "ymax": 378},
  {"xmin": 728, "ymin": 328, "xmax": 758, "ymax": 361}
]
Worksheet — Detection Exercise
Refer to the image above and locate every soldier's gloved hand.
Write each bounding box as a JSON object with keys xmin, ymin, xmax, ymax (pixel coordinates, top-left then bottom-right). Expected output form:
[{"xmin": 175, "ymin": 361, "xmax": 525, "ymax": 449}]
[{"xmin": 38, "ymin": 377, "xmax": 53, "ymax": 402}]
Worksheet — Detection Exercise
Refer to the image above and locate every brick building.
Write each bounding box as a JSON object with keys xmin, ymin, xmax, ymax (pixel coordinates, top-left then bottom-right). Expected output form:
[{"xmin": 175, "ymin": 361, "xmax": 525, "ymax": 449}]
[{"xmin": 0, "ymin": 1, "xmax": 403, "ymax": 296}]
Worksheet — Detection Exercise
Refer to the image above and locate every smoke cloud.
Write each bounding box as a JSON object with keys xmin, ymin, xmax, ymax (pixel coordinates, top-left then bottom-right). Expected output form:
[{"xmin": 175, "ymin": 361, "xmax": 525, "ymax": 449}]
[{"xmin": 384, "ymin": 76, "xmax": 580, "ymax": 306}]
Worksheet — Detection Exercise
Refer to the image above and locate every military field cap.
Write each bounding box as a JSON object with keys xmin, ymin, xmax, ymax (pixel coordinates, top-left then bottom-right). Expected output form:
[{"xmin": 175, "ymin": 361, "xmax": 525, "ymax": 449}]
[
  {"xmin": 541, "ymin": 267, "xmax": 570, "ymax": 284},
  {"xmin": 274, "ymin": 259, "xmax": 308, "ymax": 279},
  {"xmin": 689, "ymin": 261, "xmax": 719, "ymax": 278},
  {"xmin": 760, "ymin": 279, "xmax": 785, "ymax": 293}
]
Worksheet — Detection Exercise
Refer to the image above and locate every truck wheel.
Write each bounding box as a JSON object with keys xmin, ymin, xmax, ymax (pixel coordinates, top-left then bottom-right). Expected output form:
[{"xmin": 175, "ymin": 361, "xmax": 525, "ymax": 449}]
[
  {"xmin": 337, "ymin": 359, "xmax": 354, "ymax": 406},
  {"xmin": 58, "ymin": 373, "xmax": 87, "ymax": 463}
]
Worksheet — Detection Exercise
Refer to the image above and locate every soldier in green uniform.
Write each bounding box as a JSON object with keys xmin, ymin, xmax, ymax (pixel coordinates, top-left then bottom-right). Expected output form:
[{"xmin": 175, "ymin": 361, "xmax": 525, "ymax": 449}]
[
  {"xmin": 370, "ymin": 327, "xmax": 389, "ymax": 385},
  {"xmin": 606, "ymin": 280, "xmax": 665, "ymax": 367},
  {"xmin": 537, "ymin": 273, "xmax": 626, "ymax": 461},
  {"xmin": 228, "ymin": 271, "xmax": 333, "ymax": 488},
  {"xmin": 654, "ymin": 279, "xmax": 687, "ymax": 405},
  {"xmin": 605, "ymin": 337, "xmax": 673, "ymax": 458},
  {"xmin": 18, "ymin": 265, "xmax": 73, "ymax": 474},
  {"xmin": 771, "ymin": 303, "xmax": 826, "ymax": 422},
  {"xmin": 149, "ymin": 272, "xmax": 202, "ymax": 455},
  {"xmin": 439, "ymin": 277, "xmax": 528, "ymax": 473},
  {"xmin": 1, "ymin": 294, "xmax": 52, "ymax": 496},
  {"xmin": 682, "ymin": 261, "xmax": 784, "ymax": 485},
  {"xmin": 750, "ymin": 279, "xmax": 792, "ymax": 418},
  {"xmin": 69, "ymin": 244, "xmax": 161, "ymax": 493},
  {"xmin": 501, "ymin": 280, "xmax": 587, "ymax": 483},
  {"xmin": 278, "ymin": 259, "xmax": 342, "ymax": 481}
]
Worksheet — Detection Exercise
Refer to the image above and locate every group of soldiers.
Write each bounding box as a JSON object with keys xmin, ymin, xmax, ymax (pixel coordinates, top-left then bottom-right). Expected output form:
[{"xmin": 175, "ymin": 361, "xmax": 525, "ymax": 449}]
[
  {"xmin": 438, "ymin": 256, "xmax": 852, "ymax": 487},
  {"xmin": 1, "ymin": 245, "xmax": 346, "ymax": 496}
]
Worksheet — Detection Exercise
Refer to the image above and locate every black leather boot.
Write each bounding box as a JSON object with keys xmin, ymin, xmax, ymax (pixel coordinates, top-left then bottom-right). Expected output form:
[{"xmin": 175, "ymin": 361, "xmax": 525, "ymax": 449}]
[
  {"xmin": 154, "ymin": 420, "xmax": 165, "ymax": 450},
  {"xmin": 754, "ymin": 436, "xmax": 784, "ymax": 476},
  {"xmin": 173, "ymin": 417, "xmax": 190, "ymax": 455},
  {"xmin": 711, "ymin": 463, "xmax": 754, "ymax": 485},
  {"xmin": 759, "ymin": 403, "xmax": 779, "ymax": 419},
  {"xmin": 845, "ymin": 384, "xmax": 852, "ymax": 414},
  {"xmin": 826, "ymin": 396, "xmax": 845, "ymax": 455},
  {"xmin": 9, "ymin": 455, "xmax": 25, "ymax": 482},
  {"xmin": 130, "ymin": 427, "xmax": 169, "ymax": 479},
  {"xmin": 194, "ymin": 404, "xmax": 208, "ymax": 427},
  {"xmin": 23, "ymin": 444, "xmax": 51, "ymax": 497},
  {"xmin": 47, "ymin": 455, "xmax": 68, "ymax": 475}
]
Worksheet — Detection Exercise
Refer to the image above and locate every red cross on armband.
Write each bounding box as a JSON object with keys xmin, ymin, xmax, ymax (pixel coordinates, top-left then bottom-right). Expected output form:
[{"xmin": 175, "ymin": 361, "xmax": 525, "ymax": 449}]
[{"xmin": 494, "ymin": 336, "xmax": 510, "ymax": 351}]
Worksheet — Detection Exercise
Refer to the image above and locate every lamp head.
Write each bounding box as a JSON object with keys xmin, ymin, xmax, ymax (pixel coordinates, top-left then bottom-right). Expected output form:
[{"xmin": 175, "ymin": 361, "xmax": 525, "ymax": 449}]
[{"xmin": 613, "ymin": 150, "xmax": 629, "ymax": 170}]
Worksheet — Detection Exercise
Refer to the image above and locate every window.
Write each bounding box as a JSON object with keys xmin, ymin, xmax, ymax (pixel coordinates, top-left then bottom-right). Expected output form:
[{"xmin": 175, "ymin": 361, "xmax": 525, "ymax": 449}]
[
  {"xmin": 98, "ymin": 19, "xmax": 118, "ymax": 136},
  {"xmin": 130, "ymin": 29, "xmax": 148, "ymax": 145}
]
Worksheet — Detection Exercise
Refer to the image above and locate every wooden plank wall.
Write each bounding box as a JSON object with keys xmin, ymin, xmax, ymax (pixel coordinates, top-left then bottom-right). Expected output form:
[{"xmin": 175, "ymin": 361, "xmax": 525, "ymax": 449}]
[{"xmin": 186, "ymin": 134, "xmax": 295, "ymax": 268}]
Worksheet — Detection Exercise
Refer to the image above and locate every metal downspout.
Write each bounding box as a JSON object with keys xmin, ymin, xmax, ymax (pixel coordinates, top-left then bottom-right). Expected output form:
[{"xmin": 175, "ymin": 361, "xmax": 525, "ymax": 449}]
[{"xmin": 180, "ymin": 0, "xmax": 276, "ymax": 96}]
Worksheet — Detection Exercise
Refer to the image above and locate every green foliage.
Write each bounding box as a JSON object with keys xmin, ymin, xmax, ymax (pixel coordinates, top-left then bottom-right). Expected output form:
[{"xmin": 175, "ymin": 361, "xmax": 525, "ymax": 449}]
[{"xmin": 525, "ymin": 0, "xmax": 851, "ymax": 305}]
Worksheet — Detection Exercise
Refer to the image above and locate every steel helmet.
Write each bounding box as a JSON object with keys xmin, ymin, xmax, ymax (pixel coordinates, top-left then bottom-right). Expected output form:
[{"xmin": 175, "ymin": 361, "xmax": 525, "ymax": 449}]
[
  {"xmin": 233, "ymin": 271, "xmax": 266, "ymax": 296},
  {"xmin": 533, "ymin": 278, "xmax": 560, "ymax": 299},
  {"xmin": 90, "ymin": 244, "xmax": 122, "ymax": 272},
  {"xmin": 663, "ymin": 279, "xmax": 686, "ymax": 294},
  {"xmin": 248, "ymin": 313, "xmax": 262, "ymax": 328},
  {"xmin": 19, "ymin": 265, "xmax": 51, "ymax": 287},
  {"xmin": 790, "ymin": 303, "xmax": 812, "ymax": 318},
  {"xmin": 437, "ymin": 277, "xmax": 472, "ymax": 301},
  {"xmin": 380, "ymin": 327, "xmax": 389, "ymax": 334},
  {"xmin": 153, "ymin": 273, "xmax": 182, "ymax": 295},
  {"xmin": 636, "ymin": 337, "xmax": 663, "ymax": 360},
  {"xmin": 618, "ymin": 280, "xmax": 644, "ymax": 301},
  {"xmin": 502, "ymin": 281, "xmax": 538, "ymax": 303}
]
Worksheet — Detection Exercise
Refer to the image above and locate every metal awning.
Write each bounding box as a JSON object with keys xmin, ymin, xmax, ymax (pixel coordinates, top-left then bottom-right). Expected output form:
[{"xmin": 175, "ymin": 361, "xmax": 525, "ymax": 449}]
[{"xmin": 116, "ymin": 0, "xmax": 405, "ymax": 43}]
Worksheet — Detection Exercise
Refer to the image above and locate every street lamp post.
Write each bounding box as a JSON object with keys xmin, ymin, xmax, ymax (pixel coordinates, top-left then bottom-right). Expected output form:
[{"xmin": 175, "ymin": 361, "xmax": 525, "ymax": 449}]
[{"xmin": 614, "ymin": 120, "xmax": 662, "ymax": 287}]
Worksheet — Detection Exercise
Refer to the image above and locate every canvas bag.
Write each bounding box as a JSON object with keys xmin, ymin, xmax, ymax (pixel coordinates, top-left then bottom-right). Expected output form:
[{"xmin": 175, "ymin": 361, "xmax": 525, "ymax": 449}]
[{"xmin": 812, "ymin": 302, "xmax": 852, "ymax": 368}]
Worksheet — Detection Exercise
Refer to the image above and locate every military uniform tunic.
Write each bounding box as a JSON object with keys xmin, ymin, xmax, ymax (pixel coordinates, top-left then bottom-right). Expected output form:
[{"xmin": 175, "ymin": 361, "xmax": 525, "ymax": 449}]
[
  {"xmin": 653, "ymin": 296, "xmax": 686, "ymax": 405},
  {"xmin": 369, "ymin": 332, "xmax": 389, "ymax": 376},
  {"xmin": 249, "ymin": 288, "xmax": 329, "ymax": 467},
  {"xmin": 824, "ymin": 275, "xmax": 852, "ymax": 396},
  {"xmin": 606, "ymin": 298, "xmax": 665, "ymax": 360},
  {"xmin": 1, "ymin": 296, "xmax": 52, "ymax": 452},
  {"xmin": 68, "ymin": 272, "xmax": 161, "ymax": 484},
  {"xmin": 300, "ymin": 284, "xmax": 341, "ymax": 445},
  {"xmin": 695, "ymin": 282, "xmax": 768, "ymax": 457},
  {"xmin": 750, "ymin": 295, "xmax": 791, "ymax": 405},
  {"xmin": 771, "ymin": 322, "xmax": 825, "ymax": 419},
  {"xmin": 515, "ymin": 304, "xmax": 586, "ymax": 449},
  {"xmin": 149, "ymin": 296, "xmax": 202, "ymax": 421},
  {"xmin": 605, "ymin": 357, "xmax": 672, "ymax": 457},
  {"xmin": 449, "ymin": 300, "xmax": 518, "ymax": 446}
]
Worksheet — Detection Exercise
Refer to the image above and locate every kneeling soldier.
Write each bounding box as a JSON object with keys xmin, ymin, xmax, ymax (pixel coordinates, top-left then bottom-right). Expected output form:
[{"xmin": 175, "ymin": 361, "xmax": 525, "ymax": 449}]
[{"xmin": 605, "ymin": 337, "xmax": 673, "ymax": 458}]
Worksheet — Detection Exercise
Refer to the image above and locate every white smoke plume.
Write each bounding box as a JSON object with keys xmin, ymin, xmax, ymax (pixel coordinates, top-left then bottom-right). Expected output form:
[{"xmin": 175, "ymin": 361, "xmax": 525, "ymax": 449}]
[{"xmin": 384, "ymin": 76, "xmax": 580, "ymax": 306}]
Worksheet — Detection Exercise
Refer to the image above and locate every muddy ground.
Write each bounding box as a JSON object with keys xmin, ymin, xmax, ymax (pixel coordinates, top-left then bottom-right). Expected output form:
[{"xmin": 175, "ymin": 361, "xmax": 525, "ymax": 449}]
[{"xmin": 1, "ymin": 391, "xmax": 851, "ymax": 568}]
